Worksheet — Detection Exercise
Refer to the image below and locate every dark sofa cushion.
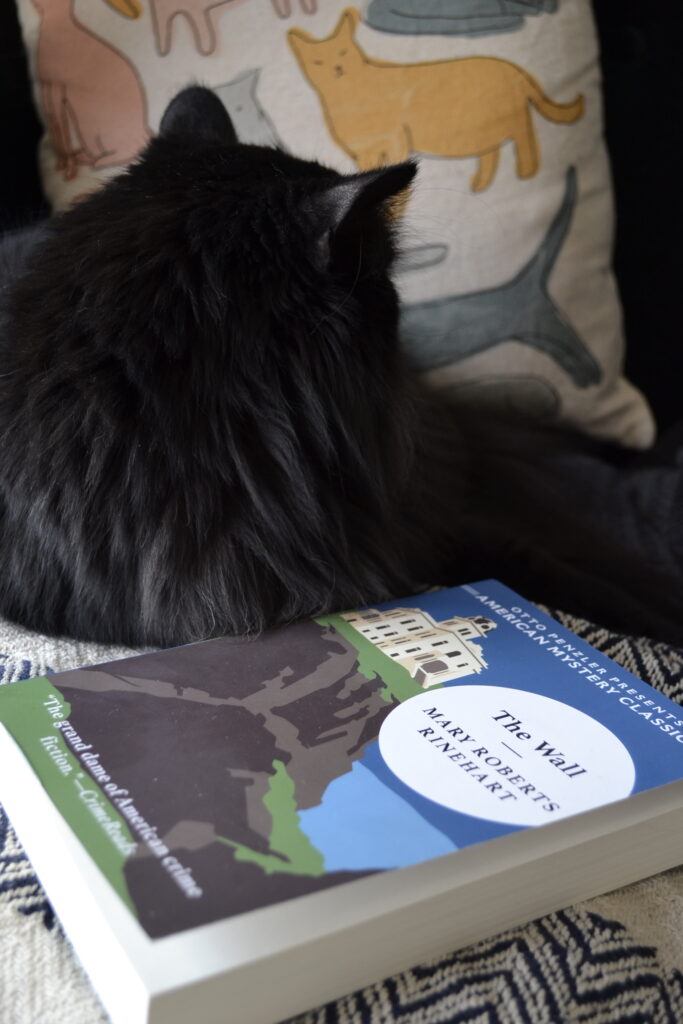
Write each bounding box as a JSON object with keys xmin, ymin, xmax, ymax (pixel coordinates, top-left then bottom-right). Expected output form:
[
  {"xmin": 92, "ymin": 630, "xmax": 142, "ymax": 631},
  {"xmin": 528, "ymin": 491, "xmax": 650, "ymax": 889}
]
[
  {"xmin": 0, "ymin": 3, "xmax": 46, "ymax": 228},
  {"xmin": 592, "ymin": 1, "xmax": 683, "ymax": 430}
]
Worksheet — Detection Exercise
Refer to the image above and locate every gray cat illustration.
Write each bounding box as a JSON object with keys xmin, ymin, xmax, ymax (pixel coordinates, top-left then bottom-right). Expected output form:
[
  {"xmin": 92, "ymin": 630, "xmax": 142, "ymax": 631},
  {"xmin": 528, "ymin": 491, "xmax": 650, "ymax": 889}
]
[
  {"xmin": 400, "ymin": 167, "xmax": 601, "ymax": 388},
  {"xmin": 213, "ymin": 69, "xmax": 282, "ymax": 148},
  {"xmin": 364, "ymin": 0, "xmax": 557, "ymax": 37}
]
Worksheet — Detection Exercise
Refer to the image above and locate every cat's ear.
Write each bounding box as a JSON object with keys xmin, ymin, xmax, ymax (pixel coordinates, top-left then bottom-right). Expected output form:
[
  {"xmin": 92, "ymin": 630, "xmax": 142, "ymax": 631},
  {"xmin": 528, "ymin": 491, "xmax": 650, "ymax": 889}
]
[
  {"xmin": 313, "ymin": 161, "xmax": 417, "ymax": 268},
  {"xmin": 287, "ymin": 27, "xmax": 316, "ymax": 52},
  {"xmin": 317, "ymin": 162, "xmax": 417, "ymax": 232},
  {"xmin": 338, "ymin": 7, "xmax": 361, "ymax": 35},
  {"xmin": 159, "ymin": 86, "xmax": 238, "ymax": 146},
  {"xmin": 343, "ymin": 162, "xmax": 416, "ymax": 214}
]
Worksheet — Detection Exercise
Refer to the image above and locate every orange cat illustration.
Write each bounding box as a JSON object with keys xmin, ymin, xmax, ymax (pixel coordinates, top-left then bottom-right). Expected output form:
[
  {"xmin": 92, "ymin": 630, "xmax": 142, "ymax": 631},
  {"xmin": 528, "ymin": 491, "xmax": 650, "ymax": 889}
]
[
  {"xmin": 288, "ymin": 8, "xmax": 584, "ymax": 191},
  {"xmin": 31, "ymin": 0, "xmax": 150, "ymax": 182},
  {"xmin": 103, "ymin": 0, "xmax": 143, "ymax": 14}
]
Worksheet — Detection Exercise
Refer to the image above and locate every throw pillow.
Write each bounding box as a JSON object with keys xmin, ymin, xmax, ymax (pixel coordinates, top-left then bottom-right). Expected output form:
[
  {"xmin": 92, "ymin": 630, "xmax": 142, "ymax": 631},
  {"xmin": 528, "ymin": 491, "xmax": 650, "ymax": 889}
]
[{"xmin": 13, "ymin": 0, "xmax": 654, "ymax": 446}]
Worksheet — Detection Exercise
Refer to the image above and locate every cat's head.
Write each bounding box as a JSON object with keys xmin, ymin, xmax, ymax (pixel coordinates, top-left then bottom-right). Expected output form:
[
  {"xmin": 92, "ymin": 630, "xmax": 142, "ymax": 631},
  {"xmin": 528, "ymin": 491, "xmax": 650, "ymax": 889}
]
[
  {"xmin": 51, "ymin": 83, "xmax": 415, "ymax": 368},
  {"xmin": 288, "ymin": 8, "xmax": 365, "ymax": 89},
  {"xmin": 141, "ymin": 83, "xmax": 416, "ymax": 374},
  {"xmin": 15, "ymin": 86, "xmax": 418, "ymax": 617}
]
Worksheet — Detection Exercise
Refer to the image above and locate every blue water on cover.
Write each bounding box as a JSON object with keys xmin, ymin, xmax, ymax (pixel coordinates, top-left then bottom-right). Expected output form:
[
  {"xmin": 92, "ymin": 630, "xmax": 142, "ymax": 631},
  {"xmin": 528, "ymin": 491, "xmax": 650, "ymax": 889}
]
[{"xmin": 298, "ymin": 759, "xmax": 456, "ymax": 870}]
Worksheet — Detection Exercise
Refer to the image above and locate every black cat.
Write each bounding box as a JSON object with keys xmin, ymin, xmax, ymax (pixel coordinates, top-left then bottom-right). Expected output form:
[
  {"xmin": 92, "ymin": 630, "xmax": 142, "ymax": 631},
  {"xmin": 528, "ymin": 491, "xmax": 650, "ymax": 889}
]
[{"xmin": 0, "ymin": 87, "xmax": 681, "ymax": 648}]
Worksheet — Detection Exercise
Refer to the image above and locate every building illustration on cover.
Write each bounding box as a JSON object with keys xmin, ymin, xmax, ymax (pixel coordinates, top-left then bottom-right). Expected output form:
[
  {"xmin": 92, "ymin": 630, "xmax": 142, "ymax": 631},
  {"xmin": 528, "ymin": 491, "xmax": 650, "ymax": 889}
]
[{"xmin": 341, "ymin": 607, "xmax": 496, "ymax": 686}]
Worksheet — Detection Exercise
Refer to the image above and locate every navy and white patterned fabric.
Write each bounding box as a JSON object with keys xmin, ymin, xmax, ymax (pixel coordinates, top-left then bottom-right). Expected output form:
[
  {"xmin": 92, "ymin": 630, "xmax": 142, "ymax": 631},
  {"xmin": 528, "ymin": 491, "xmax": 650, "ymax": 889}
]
[{"xmin": 1, "ymin": 612, "xmax": 683, "ymax": 1024}]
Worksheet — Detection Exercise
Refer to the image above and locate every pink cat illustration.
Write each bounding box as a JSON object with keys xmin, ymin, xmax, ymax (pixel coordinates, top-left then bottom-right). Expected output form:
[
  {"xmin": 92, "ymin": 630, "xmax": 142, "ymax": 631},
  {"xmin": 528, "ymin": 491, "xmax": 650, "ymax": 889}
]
[
  {"xmin": 31, "ymin": 0, "xmax": 150, "ymax": 182},
  {"xmin": 149, "ymin": 0, "xmax": 248, "ymax": 56},
  {"xmin": 271, "ymin": 0, "xmax": 318, "ymax": 16}
]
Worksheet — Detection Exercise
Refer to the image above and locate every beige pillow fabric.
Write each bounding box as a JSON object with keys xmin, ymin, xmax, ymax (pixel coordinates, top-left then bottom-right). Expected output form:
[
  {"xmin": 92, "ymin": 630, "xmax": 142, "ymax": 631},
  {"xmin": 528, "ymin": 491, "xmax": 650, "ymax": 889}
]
[{"xmin": 15, "ymin": 0, "xmax": 654, "ymax": 446}]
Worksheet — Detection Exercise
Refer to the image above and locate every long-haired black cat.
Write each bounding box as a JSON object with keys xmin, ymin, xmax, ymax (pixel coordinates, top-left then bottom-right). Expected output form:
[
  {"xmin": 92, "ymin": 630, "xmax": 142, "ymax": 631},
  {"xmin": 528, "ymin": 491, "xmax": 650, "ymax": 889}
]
[{"xmin": 1, "ymin": 87, "xmax": 681, "ymax": 648}]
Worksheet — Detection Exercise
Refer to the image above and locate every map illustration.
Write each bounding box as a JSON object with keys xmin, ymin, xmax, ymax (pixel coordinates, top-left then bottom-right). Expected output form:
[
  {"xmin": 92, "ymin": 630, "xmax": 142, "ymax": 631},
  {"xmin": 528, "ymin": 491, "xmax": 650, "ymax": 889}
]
[
  {"xmin": 25, "ymin": 608, "xmax": 488, "ymax": 938},
  {"xmin": 49, "ymin": 619, "xmax": 404, "ymax": 936}
]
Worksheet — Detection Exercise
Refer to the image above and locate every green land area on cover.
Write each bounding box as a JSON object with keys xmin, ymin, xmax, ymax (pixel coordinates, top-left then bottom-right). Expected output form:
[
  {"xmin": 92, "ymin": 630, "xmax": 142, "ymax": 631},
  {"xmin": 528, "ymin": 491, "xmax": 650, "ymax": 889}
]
[
  {"xmin": 216, "ymin": 758, "xmax": 326, "ymax": 876},
  {"xmin": 215, "ymin": 615, "xmax": 425, "ymax": 875},
  {"xmin": 316, "ymin": 613, "xmax": 424, "ymax": 704},
  {"xmin": 0, "ymin": 676, "xmax": 136, "ymax": 914}
]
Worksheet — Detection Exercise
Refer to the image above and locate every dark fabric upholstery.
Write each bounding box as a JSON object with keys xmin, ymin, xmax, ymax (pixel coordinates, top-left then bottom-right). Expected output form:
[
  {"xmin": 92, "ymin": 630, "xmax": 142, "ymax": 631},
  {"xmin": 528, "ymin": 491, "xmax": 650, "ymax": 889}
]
[
  {"xmin": 592, "ymin": 1, "xmax": 683, "ymax": 430},
  {"xmin": 0, "ymin": 3, "xmax": 46, "ymax": 228}
]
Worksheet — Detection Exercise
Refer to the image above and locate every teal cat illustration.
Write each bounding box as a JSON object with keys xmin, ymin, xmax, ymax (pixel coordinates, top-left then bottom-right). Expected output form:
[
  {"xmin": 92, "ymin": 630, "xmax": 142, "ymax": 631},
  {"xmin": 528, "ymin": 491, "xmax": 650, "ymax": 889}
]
[
  {"xmin": 365, "ymin": 0, "xmax": 558, "ymax": 36},
  {"xmin": 400, "ymin": 168, "xmax": 601, "ymax": 388}
]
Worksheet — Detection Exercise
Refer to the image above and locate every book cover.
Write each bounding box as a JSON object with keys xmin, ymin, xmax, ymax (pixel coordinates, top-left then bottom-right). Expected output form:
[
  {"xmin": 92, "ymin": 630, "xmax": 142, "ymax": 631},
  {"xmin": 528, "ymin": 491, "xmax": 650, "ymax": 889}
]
[{"xmin": 1, "ymin": 579, "xmax": 683, "ymax": 945}]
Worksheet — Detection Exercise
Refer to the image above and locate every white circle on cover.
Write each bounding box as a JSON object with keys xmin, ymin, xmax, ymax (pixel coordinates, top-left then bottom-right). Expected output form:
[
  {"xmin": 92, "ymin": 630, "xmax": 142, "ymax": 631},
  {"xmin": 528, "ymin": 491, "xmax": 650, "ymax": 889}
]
[{"xmin": 378, "ymin": 686, "xmax": 636, "ymax": 827}]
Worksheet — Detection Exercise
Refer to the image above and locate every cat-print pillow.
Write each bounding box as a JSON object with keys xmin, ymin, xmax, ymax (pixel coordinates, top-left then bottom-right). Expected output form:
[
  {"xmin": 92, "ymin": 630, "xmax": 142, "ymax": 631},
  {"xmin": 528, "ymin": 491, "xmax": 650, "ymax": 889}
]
[{"xmin": 14, "ymin": 0, "xmax": 654, "ymax": 447}]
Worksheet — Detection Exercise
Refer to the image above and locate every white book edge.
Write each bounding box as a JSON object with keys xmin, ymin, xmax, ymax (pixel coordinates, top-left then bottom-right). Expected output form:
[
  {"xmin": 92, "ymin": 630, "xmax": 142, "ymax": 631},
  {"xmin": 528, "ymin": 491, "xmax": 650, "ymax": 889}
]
[{"xmin": 2, "ymin": 723, "xmax": 683, "ymax": 1024}]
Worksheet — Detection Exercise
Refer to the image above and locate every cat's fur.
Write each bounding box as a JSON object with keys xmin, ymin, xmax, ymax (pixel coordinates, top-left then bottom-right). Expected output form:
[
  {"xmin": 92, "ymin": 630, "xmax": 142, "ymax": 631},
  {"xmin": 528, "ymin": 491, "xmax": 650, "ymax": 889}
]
[
  {"xmin": 1, "ymin": 87, "xmax": 681, "ymax": 648},
  {"xmin": 0, "ymin": 88, "xmax": 422, "ymax": 646}
]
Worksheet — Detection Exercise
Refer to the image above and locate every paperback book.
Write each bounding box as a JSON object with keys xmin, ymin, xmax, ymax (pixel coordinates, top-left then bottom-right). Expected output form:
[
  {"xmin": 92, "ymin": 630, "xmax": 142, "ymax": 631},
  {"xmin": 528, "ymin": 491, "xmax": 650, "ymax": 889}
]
[{"xmin": 1, "ymin": 580, "xmax": 683, "ymax": 1024}]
